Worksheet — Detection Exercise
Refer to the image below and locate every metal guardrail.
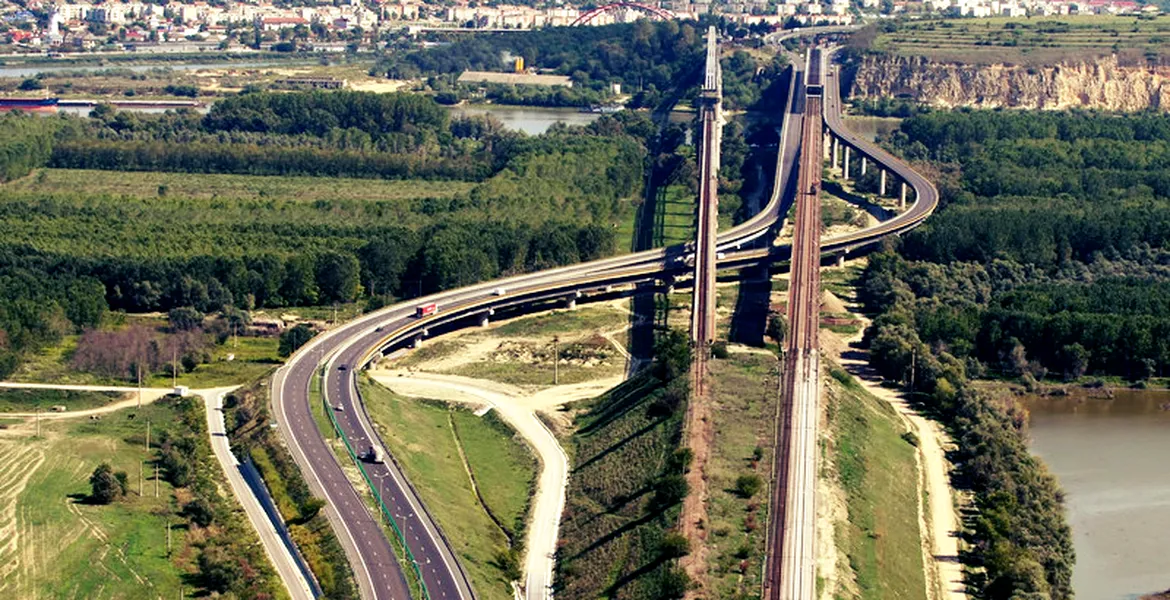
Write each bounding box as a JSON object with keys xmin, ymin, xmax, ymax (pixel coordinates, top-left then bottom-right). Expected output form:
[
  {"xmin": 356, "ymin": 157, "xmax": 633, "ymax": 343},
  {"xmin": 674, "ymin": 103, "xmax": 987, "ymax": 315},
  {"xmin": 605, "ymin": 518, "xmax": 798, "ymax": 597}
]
[{"xmin": 320, "ymin": 374, "xmax": 431, "ymax": 600}]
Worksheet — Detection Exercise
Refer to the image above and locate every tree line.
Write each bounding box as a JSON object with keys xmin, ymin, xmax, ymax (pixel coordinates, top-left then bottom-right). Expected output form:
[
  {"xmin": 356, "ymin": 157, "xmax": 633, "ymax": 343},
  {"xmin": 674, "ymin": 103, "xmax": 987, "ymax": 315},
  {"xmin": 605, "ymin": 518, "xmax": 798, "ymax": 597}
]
[{"xmin": 860, "ymin": 253, "xmax": 1075, "ymax": 599}]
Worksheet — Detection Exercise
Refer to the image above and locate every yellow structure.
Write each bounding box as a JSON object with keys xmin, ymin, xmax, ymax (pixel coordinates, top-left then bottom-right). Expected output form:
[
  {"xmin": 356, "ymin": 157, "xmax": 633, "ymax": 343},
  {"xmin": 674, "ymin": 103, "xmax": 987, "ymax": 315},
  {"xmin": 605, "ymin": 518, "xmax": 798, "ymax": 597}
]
[{"xmin": 514, "ymin": 57, "xmax": 525, "ymax": 73}]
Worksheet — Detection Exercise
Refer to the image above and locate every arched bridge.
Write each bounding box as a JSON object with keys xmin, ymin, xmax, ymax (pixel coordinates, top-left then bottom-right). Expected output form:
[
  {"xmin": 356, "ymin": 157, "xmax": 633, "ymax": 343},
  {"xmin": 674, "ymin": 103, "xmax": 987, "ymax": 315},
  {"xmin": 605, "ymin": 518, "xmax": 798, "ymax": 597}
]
[{"xmin": 571, "ymin": 2, "xmax": 674, "ymax": 25}]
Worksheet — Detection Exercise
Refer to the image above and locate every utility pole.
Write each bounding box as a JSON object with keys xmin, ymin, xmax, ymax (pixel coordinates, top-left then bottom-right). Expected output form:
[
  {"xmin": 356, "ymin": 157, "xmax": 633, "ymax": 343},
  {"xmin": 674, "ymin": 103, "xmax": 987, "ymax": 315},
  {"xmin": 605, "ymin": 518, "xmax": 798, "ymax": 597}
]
[
  {"xmin": 137, "ymin": 364, "xmax": 142, "ymax": 409},
  {"xmin": 167, "ymin": 521, "xmax": 172, "ymax": 556},
  {"xmin": 155, "ymin": 464, "xmax": 159, "ymax": 498},
  {"xmin": 171, "ymin": 346, "xmax": 177, "ymax": 389},
  {"xmin": 910, "ymin": 348, "xmax": 917, "ymax": 394},
  {"xmin": 145, "ymin": 420, "xmax": 151, "ymax": 452},
  {"xmin": 35, "ymin": 407, "xmax": 40, "ymax": 437},
  {"xmin": 139, "ymin": 461, "xmax": 144, "ymax": 496},
  {"xmin": 552, "ymin": 336, "xmax": 559, "ymax": 385}
]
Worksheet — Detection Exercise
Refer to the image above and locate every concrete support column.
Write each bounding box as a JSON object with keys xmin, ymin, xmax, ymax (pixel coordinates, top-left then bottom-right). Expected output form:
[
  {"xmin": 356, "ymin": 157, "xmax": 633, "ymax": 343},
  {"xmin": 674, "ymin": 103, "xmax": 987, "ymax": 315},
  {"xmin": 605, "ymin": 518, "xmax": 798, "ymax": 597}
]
[
  {"xmin": 900, "ymin": 181, "xmax": 908, "ymax": 209},
  {"xmin": 566, "ymin": 297, "xmax": 577, "ymax": 310},
  {"xmin": 478, "ymin": 313, "xmax": 490, "ymax": 328},
  {"xmin": 411, "ymin": 335, "xmax": 422, "ymax": 349},
  {"xmin": 879, "ymin": 169, "xmax": 887, "ymax": 196},
  {"xmin": 836, "ymin": 254, "xmax": 845, "ymax": 267},
  {"xmin": 861, "ymin": 156, "xmax": 868, "ymax": 176},
  {"xmin": 843, "ymin": 146, "xmax": 851, "ymax": 180},
  {"xmin": 831, "ymin": 136, "xmax": 839, "ymax": 171}
]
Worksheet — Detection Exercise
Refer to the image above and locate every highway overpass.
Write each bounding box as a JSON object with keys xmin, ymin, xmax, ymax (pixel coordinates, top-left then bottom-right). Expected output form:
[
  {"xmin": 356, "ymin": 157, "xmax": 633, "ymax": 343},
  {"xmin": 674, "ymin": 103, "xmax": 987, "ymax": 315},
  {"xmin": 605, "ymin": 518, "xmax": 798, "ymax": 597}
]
[{"xmin": 271, "ymin": 36, "xmax": 938, "ymax": 600}]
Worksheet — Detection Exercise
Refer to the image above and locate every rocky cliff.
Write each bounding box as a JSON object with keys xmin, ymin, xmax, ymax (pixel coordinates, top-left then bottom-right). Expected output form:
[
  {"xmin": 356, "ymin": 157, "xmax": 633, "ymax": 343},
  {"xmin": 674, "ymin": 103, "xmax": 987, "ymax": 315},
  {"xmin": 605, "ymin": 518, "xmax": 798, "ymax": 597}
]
[{"xmin": 851, "ymin": 54, "xmax": 1170, "ymax": 112}]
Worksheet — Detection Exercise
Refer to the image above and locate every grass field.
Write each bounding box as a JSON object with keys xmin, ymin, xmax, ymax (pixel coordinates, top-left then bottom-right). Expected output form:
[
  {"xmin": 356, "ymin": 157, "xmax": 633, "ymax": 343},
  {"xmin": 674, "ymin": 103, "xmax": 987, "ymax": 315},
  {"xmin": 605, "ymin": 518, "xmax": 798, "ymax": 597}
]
[
  {"xmin": 704, "ymin": 352, "xmax": 781, "ymax": 599},
  {"xmin": 9, "ymin": 169, "xmax": 475, "ymax": 204},
  {"xmin": 0, "ymin": 388, "xmax": 123, "ymax": 412},
  {"xmin": 359, "ymin": 377, "xmax": 536, "ymax": 600},
  {"xmin": 0, "ymin": 396, "xmax": 271, "ymax": 599},
  {"xmin": 555, "ymin": 372, "xmax": 686, "ymax": 600},
  {"xmin": 490, "ymin": 306, "xmax": 630, "ymax": 338},
  {"xmin": 871, "ymin": 15, "xmax": 1170, "ymax": 64},
  {"xmin": 825, "ymin": 366, "xmax": 927, "ymax": 600}
]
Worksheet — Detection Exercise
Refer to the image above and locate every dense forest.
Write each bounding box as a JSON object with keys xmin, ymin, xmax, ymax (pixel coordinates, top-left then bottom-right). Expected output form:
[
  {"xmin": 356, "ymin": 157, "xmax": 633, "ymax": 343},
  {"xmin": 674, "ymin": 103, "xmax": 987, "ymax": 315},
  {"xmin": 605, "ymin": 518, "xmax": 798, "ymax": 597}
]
[
  {"xmin": 387, "ymin": 21, "xmax": 787, "ymax": 110},
  {"xmin": 0, "ymin": 103, "xmax": 651, "ymax": 379},
  {"xmin": 871, "ymin": 109, "xmax": 1170, "ymax": 381},
  {"xmin": 851, "ymin": 108, "xmax": 1170, "ymax": 599}
]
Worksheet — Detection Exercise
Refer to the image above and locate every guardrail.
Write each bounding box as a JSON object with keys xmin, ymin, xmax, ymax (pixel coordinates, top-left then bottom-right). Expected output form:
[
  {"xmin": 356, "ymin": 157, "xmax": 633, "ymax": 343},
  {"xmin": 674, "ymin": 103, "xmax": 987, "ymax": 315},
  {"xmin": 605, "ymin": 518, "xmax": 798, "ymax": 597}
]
[{"xmin": 320, "ymin": 372, "xmax": 431, "ymax": 600}]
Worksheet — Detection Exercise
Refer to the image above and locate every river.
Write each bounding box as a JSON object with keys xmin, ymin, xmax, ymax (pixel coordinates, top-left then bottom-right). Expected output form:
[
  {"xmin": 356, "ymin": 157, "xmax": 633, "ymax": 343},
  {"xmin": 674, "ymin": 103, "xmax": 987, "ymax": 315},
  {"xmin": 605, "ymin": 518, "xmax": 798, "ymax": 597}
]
[
  {"xmin": 0, "ymin": 60, "xmax": 302, "ymax": 79},
  {"xmin": 1026, "ymin": 388, "xmax": 1170, "ymax": 599},
  {"xmin": 448, "ymin": 105, "xmax": 603, "ymax": 135}
]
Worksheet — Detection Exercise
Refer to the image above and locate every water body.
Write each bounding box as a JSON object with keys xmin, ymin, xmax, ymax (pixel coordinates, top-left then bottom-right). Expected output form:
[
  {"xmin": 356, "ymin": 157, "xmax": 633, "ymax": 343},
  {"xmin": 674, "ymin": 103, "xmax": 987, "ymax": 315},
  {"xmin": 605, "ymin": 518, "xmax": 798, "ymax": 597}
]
[
  {"xmin": 842, "ymin": 115, "xmax": 901, "ymax": 143},
  {"xmin": 1025, "ymin": 389, "xmax": 1170, "ymax": 599},
  {"xmin": 447, "ymin": 105, "xmax": 602, "ymax": 135},
  {"xmin": 0, "ymin": 60, "xmax": 296, "ymax": 79}
]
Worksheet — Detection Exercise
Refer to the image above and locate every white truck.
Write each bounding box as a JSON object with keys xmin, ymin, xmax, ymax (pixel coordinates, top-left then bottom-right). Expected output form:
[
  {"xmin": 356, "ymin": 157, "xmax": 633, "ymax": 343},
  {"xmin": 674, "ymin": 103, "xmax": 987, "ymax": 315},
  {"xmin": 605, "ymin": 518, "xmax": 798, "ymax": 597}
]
[{"xmin": 365, "ymin": 445, "xmax": 384, "ymax": 464}]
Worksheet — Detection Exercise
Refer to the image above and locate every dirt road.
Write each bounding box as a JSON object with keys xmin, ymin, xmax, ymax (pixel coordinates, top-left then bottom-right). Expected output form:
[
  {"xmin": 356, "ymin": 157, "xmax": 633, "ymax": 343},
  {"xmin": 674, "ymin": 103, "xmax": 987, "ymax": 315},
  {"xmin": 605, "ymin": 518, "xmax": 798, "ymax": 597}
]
[
  {"xmin": 827, "ymin": 298, "xmax": 967, "ymax": 600},
  {"xmin": 369, "ymin": 369, "xmax": 619, "ymax": 600},
  {"xmin": 0, "ymin": 383, "xmax": 175, "ymax": 420}
]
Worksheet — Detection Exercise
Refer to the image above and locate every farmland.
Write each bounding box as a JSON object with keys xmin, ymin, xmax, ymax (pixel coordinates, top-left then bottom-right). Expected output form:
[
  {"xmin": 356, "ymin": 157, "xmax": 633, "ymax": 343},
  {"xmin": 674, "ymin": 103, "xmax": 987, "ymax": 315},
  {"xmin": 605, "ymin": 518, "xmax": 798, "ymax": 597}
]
[
  {"xmin": 869, "ymin": 16, "xmax": 1170, "ymax": 64},
  {"xmin": 0, "ymin": 394, "xmax": 284, "ymax": 599}
]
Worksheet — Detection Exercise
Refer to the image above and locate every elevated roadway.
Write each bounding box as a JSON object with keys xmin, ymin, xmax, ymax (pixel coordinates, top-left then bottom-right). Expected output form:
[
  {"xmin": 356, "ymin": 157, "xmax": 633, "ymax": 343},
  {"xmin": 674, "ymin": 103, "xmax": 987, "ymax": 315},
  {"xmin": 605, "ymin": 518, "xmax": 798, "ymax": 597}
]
[{"xmin": 272, "ymin": 40, "xmax": 939, "ymax": 600}]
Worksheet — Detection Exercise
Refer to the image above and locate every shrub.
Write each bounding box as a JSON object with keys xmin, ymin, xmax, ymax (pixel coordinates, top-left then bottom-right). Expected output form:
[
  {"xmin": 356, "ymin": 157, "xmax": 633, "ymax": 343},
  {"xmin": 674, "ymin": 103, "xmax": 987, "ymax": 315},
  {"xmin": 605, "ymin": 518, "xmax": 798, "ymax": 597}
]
[
  {"xmin": 734, "ymin": 473, "xmax": 762, "ymax": 499},
  {"xmin": 658, "ymin": 532, "xmax": 690, "ymax": 559}
]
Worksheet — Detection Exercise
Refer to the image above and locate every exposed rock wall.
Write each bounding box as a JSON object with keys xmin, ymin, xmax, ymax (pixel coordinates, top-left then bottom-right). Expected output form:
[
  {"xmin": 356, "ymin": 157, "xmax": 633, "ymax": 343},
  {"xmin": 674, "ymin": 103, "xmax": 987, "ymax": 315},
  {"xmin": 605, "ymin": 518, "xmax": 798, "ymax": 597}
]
[{"xmin": 851, "ymin": 54, "xmax": 1170, "ymax": 111}]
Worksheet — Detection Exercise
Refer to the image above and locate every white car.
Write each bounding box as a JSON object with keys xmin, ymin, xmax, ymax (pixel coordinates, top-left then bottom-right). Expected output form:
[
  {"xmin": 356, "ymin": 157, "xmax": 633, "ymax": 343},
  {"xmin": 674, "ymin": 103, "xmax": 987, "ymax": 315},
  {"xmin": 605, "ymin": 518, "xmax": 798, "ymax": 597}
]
[{"xmin": 493, "ymin": 287, "xmax": 507, "ymax": 296}]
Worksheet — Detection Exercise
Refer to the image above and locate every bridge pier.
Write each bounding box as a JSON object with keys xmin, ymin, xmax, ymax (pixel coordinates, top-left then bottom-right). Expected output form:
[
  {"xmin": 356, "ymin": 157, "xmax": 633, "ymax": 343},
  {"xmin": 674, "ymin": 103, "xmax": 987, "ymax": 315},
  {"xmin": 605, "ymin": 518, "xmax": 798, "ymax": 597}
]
[
  {"xmin": 879, "ymin": 169, "xmax": 887, "ymax": 196},
  {"xmin": 565, "ymin": 296, "xmax": 577, "ymax": 310},
  {"xmin": 410, "ymin": 335, "xmax": 422, "ymax": 349},
  {"xmin": 861, "ymin": 156, "xmax": 868, "ymax": 176},
  {"xmin": 836, "ymin": 254, "xmax": 845, "ymax": 268},
  {"xmin": 478, "ymin": 313, "xmax": 490, "ymax": 328},
  {"xmin": 831, "ymin": 136, "xmax": 839, "ymax": 172},
  {"xmin": 843, "ymin": 146, "xmax": 851, "ymax": 180},
  {"xmin": 900, "ymin": 181, "xmax": 907, "ymax": 209}
]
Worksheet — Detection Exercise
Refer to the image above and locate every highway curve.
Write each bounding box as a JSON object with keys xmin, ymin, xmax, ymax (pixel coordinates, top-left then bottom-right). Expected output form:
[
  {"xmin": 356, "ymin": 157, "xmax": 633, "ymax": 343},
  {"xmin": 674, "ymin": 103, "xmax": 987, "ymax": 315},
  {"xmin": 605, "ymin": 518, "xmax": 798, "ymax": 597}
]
[{"xmin": 270, "ymin": 39, "xmax": 939, "ymax": 600}]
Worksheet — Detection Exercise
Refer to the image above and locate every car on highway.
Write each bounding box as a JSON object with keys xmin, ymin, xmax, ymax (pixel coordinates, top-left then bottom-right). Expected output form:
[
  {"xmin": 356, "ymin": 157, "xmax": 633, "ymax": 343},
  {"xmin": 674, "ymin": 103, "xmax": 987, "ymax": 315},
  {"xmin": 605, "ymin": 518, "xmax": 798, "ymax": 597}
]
[
  {"xmin": 334, "ymin": 404, "xmax": 344, "ymax": 411},
  {"xmin": 338, "ymin": 364, "xmax": 348, "ymax": 371},
  {"xmin": 492, "ymin": 287, "xmax": 507, "ymax": 296}
]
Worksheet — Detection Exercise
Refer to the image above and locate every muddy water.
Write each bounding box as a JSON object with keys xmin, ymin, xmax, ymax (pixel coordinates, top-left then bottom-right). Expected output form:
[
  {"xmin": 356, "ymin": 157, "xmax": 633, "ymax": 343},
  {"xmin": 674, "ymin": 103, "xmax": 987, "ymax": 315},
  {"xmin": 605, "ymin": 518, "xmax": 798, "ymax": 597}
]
[
  {"xmin": 842, "ymin": 115, "xmax": 901, "ymax": 143},
  {"xmin": 1025, "ymin": 389, "xmax": 1170, "ymax": 599}
]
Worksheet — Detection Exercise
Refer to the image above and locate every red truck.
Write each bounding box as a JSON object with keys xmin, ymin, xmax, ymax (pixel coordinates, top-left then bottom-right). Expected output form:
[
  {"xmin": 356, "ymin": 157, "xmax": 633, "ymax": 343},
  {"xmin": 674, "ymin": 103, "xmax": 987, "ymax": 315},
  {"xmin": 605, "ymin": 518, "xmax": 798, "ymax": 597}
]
[{"xmin": 415, "ymin": 302, "xmax": 438, "ymax": 318}]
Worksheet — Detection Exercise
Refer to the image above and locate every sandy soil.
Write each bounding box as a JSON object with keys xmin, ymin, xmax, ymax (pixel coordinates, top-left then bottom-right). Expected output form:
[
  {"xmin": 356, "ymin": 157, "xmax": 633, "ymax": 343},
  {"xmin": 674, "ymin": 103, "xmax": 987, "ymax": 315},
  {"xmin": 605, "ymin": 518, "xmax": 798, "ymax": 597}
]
[
  {"xmin": 825, "ymin": 294, "xmax": 967, "ymax": 600},
  {"xmin": 347, "ymin": 80, "xmax": 411, "ymax": 94}
]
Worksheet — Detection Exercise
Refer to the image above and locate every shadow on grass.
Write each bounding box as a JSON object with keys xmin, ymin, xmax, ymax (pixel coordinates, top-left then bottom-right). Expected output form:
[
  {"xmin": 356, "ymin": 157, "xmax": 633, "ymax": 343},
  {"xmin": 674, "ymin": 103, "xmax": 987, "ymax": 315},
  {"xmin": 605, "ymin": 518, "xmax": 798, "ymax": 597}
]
[
  {"xmin": 729, "ymin": 265, "xmax": 772, "ymax": 347},
  {"xmin": 573, "ymin": 416, "xmax": 672, "ymax": 474}
]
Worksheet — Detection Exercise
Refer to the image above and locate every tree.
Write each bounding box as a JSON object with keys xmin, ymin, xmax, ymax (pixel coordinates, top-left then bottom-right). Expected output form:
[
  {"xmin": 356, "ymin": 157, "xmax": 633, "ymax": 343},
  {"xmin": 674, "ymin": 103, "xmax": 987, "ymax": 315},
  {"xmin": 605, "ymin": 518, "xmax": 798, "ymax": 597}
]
[
  {"xmin": 315, "ymin": 251, "xmax": 361, "ymax": 303},
  {"xmin": 89, "ymin": 463, "xmax": 127, "ymax": 504},
  {"xmin": 279, "ymin": 323, "xmax": 315, "ymax": 357},
  {"xmin": 19, "ymin": 78, "xmax": 43, "ymax": 91},
  {"xmin": 1057, "ymin": 343, "xmax": 1089, "ymax": 381},
  {"xmin": 766, "ymin": 314, "xmax": 788, "ymax": 346},
  {"xmin": 168, "ymin": 306, "xmax": 204, "ymax": 331}
]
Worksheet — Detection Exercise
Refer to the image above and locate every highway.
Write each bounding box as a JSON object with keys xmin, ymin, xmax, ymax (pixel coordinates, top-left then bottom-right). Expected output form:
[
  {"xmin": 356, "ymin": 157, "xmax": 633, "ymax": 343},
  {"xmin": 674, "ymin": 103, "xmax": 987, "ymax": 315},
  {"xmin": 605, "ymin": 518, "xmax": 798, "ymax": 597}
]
[{"xmin": 270, "ymin": 39, "xmax": 940, "ymax": 600}]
